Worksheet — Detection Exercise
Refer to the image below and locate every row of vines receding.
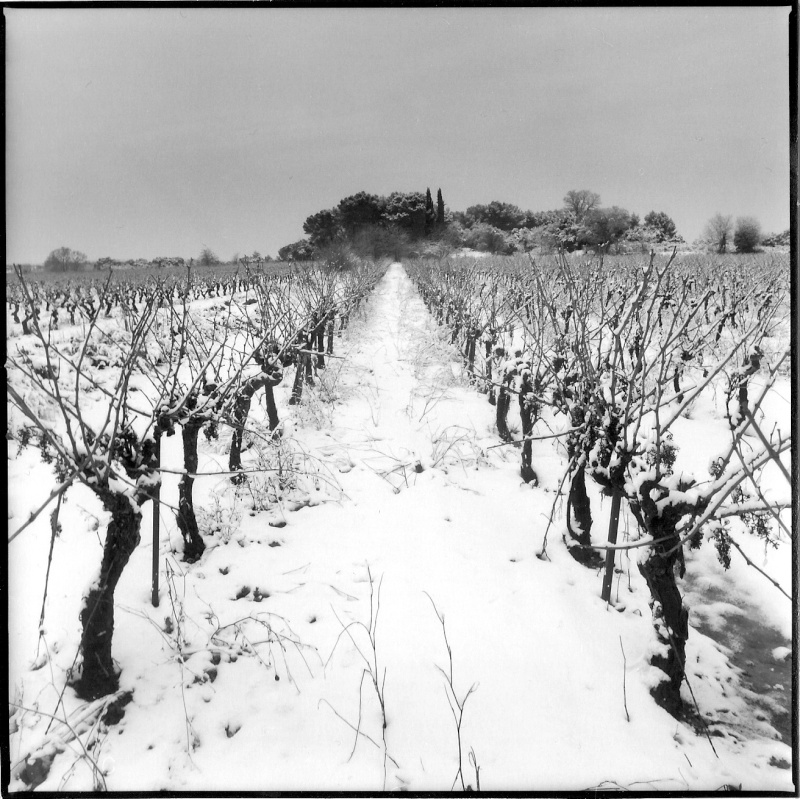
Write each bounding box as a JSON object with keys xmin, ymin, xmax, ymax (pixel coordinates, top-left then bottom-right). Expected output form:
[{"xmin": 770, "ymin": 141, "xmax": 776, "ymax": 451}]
[
  {"xmin": 405, "ymin": 248, "xmax": 790, "ymax": 718},
  {"xmin": 7, "ymin": 257, "xmax": 387, "ymax": 701}
]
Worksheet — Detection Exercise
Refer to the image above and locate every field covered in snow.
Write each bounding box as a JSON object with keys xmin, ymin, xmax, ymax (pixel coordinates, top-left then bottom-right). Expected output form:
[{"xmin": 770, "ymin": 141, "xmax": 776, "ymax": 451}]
[{"xmin": 6, "ymin": 255, "xmax": 794, "ymax": 792}]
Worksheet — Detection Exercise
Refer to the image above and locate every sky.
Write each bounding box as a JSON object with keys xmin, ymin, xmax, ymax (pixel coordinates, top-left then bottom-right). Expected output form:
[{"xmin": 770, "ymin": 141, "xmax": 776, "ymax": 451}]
[{"xmin": 5, "ymin": 7, "xmax": 792, "ymax": 263}]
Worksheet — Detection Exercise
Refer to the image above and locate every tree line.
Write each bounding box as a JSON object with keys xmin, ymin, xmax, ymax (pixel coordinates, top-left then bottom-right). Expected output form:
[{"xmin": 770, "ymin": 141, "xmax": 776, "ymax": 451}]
[
  {"xmin": 278, "ymin": 187, "xmax": 782, "ymax": 260},
  {"xmin": 29, "ymin": 247, "xmax": 273, "ymax": 275},
  {"xmin": 32, "ymin": 192, "xmax": 783, "ymax": 273}
]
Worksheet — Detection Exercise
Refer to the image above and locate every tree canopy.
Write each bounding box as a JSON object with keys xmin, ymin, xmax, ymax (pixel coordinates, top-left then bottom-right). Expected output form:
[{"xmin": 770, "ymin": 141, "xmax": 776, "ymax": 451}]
[
  {"xmin": 464, "ymin": 201, "xmax": 527, "ymax": 232},
  {"xmin": 303, "ymin": 209, "xmax": 341, "ymax": 247},
  {"xmin": 44, "ymin": 247, "xmax": 88, "ymax": 272},
  {"xmin": 563, "ymin": 189, "xmax": 601, "ymax": 221},
  {"xmin": 278, "ymin": 239, "xmax": 316, "ymax": 262},
  {"xmin": 337, "ymin": 192, "xmax": 385, "ymax": 234},
  {"xmin": 579, "ymin": 206, "xmax": 635, "ymax": 248},
  {"xmin": 733, "ymin": 217, "xmax": 761, "ymax": 253},
  {"xmin": 643, "ymin": 211, "xmax": 678, "ymax": 242},
  {"xmin": 383, "ymin": 191, "xmax": 428, "ymax": 237},
  {"xmin": 198, "ymin": 247, "xmax": 220, "ymax": 266},
  {"xmin": 703, "ymin": 214, "xmax": 734, "ymax": 253}
]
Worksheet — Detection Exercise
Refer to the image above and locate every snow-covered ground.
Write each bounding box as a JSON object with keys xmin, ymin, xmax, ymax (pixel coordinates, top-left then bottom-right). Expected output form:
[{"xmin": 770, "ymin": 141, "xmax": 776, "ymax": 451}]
[{"xmin": 7, "ymin": 264, "xmax": 794, "ymax": 792}]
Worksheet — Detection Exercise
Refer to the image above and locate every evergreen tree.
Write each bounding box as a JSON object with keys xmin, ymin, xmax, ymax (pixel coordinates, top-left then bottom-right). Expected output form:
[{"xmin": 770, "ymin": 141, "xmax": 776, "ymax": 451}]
[
  {"xmin": 303, "ymin": 208, "xmax": 341, "ymax": 247},
  {"xmin": 464, "ymin": 201, "xmax": 526, "ymax": 231},
  {"xmin": 337, "ymin": 192, "xmax": 385, "ymax": 235},
  {"xmin": 425, "ymin": 187, "xmax": 436, "ymax": 234},
  {"xmin": 436, "ymin": 188, "xmax": 445, "ymax": 227},
  {"xmin": 643, "ymin": 211, "xmax": 678, "ymax": 242},
  {"xmin": 384, "ymin": 192, "xmax": 428, "ymax": 238}
]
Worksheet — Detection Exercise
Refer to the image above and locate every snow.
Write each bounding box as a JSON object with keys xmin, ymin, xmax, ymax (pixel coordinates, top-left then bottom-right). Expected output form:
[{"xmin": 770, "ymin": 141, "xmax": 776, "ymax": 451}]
[
  {"xmin": 772, "ymin": 647, "xmax": 791, "ymax": 663},
  {"xmin": 7, "ymin": 264, "xmax": 794, "ymax": 792}
]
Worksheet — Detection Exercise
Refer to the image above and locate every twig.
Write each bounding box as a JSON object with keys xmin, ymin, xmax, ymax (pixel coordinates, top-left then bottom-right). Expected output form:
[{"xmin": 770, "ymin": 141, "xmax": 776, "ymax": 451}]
[
  {"xmin": 10, "ymin": 699, "xmax": 112, "ymax": 790},
  {"xmin": 325, "ymin": 567, "xmax": 395, "ymax": 785},
  {"xmin": 317, "ymin": 699, "xmax": 399, "ymax": 766},
  {"xmin": 726, "ymin": 535, "xmax": 790, "ymax": 600},
  {"xmin": 7, "ymin": 457, "xmax": 90, "ymax": 544},
  {"xmin": 619, "ymin": 636, "xmax": 630, "ymax": 722},
  {"xmin": 424, "ymin": 592, "xmax": 478, "ymax": 791},
  {"xmin": 468, "ymin": 747, "xmax": 482, "ymax": 791},
  {"xmin": 37, "ymin": 495, "xmax": 63, "ymax": 644},
  {"xmin": 485, "ymin": 426, "xmax": 582, "ymax": 450},
  {"xmin": 742, "ymin": 407, "xmax": 791, "ymax": 484}
]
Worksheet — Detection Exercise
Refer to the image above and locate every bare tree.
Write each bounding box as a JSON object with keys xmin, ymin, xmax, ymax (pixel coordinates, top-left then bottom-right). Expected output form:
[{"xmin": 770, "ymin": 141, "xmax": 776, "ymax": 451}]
[
  {"xmin": 703, "ymin": 213, "xmax": 733, "ymax": 253},
  {"xmin": 563, "ymin": 189, "xmax": 601, "ymax": 221},
  {"xmin": 44, "ymin": 247, "xmax": 88, "ymax": 273}
]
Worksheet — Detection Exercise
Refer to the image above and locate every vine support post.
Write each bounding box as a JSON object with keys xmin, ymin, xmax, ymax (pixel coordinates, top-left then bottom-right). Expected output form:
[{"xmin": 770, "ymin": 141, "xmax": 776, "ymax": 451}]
[
  {"xmin": 151, "ymin": 427, "xmax": 161, "ymax": 608},
  {"xmin": 601, "ymin": 490, "xmax": 623, "ymax": 603}
]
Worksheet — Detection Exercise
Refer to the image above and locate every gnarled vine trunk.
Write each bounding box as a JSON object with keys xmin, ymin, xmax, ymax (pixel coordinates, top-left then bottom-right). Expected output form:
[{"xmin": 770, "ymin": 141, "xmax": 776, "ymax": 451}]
[
  {"xmin": 496, "ymin": 377, "xmax": 512, "ymax": 442},
  {"xmin": 229, "ymin": 367, "xmax": 284, "ymax": 481},
  {"xmin": 564, "ymin": 463, "xmax": 602, "ymax": 567},
  {"xmin": 465, "ymin": 332, "xmax": 477, "ymax": 383},
  {"xmin": 75, "ymin": 490, "xmax": 142, "ymax": 700},
  {"xmin": 314, "ymin": 315, "xmax": 326, "ymax": 369},
  {"xmin": 326, "ymin": 312, "xmax": 336, "ymax": 355},
  {"xmin": 289, "ymin": 352, "xmax": 307, "ymax": 406},
  {"xmin": 483, "ymin": 340, "xmax": 493, "ymax": 398},
  {"xmin": 637, "ymin": 538, "xmax": 688, "ymax": 717},
  {"xmin": 518, "ymin": 372, "xmax": 538, "ymax": 484},
  {"xmin": 567, "ymin": 463, "xmax": 592, "ymax": 539},
  {"xmin": 264, "ymin": 384, "xmax": 280, "ymax": 432},
  {"xmin": 177, "ymin": 418, "xmax": 205, "ymax": 562},
  {"xmin": 632, "ymin": 488, "xmax": 693, "ymax": 717}
]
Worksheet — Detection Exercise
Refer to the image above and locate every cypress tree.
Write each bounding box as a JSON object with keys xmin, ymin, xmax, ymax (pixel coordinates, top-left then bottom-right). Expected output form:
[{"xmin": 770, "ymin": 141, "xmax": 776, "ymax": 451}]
[
  {"xmin": 436, "ymin": 188, "xmax": 445, "ymax": 227},
  {"xmin": 425, "ymin": 187, "xmax": 436, "ymax": 234}
]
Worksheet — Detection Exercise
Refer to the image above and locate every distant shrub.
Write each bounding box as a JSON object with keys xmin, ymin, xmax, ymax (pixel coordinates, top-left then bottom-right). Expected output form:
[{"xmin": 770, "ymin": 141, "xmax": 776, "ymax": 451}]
[
  {"xmin": 198, "ymin": 247, "xmax": 220, "ymax": 266},
  {"xmin": 420, "ymin": 239, "xmax": 457, "ymax": 259},
  {"xmin": 316, "ymin": 241, "xmax": 358, "ymax": 271},
  {"xmin": 540, "ymin": 213, "xmax": 582, "ymax": 252},
  {"xmin": 464, "ymin": 223, "xmax": 516, "ymax": 254},
  {"xmin": 761, "ymin": 229, "xmax": 790, "ymax": 247},
  {"xmin": 349, "ymin": 224, "xmax": 416, "ymax": 261},
  {"xmin": 510, "ymin": 227, "xmax": 540, "ymax": 252},
  {"xmin": 152, "ymin": 256, "xmax": 186, "ymax": 268},
  {"xmin": 733, "ymin": 217, "xmax": 761, "ymax": 253},
  {"xmin": 578, "ymin": 206, "xmax": 635, "ymax": 251},
  {"xmin": 438, "ymin": 220, "xmax": 467, "ymax": 248},
  {"xmin": 278, "ymin": 239, "xmax": 315, "ymax": 262}
]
